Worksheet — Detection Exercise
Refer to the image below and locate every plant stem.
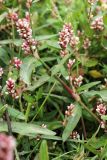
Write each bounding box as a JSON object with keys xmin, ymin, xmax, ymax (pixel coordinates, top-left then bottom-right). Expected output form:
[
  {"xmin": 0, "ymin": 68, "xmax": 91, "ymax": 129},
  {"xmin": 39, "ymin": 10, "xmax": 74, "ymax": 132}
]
[
  {"xmin": 33, "ymin": 54, "xmax": 101, "ymax": 124},
  {"xmin": 81, "ymin": 117, "xmax": 87, "ymax": 140},
  {"xmin": 25, "ymin": 103, "xmax": 32, "ymax": 122},
  {"xmin": 5, "ymin": 109, "xmax": 12, "ymax": 135}
]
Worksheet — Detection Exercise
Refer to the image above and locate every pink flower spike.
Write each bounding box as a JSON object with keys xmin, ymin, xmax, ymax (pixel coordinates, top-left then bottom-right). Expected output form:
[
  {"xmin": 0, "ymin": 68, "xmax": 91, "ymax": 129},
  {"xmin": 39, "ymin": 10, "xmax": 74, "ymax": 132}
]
[
  {"xmin": 67, "ymin": 59, "xmax": 75, "ymax": 69},
  {"xmin": 0, "ymin": 134, "xmax": 15, "ymax": 160}
]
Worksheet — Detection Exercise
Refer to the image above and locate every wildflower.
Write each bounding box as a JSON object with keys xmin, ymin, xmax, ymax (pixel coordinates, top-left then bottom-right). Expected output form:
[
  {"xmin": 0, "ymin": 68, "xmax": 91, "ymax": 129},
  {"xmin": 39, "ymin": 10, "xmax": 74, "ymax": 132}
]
[
  {"xmin": 0, "ymin": 67, "xmax": 3, "ymax": 77},
  {"xmin": 60, "ymin": 50, "xmax": 68, "ymax": 57},
  {"xmin": 8, "ymin": 12, "xmax": 18, "ymax": 21},
  {"xmin": 71, "ymin": 75, "xmax": 83, "ymax": 87},
  {"xmin": 15, "ymin": 12, "xmax": 37, "ymax": 54},
  {"xmin": 65, "ymin": 104, "xmax": 75, "ymax": 117},
  {"xmin": 67, "ymin": 59, "xmax": 75, "ymax": 70},
  {"xmin": 70, "ymin": 36, "xmax": 79, "ymax": 49},
  {"xmin": 88, "ymin": 0, "xmax": 98, "ymax": 5},
  {"xmin": 12, "ymin": 57, "xmax": 22, "ymax": 69},
  {"xmin": 83, "ymin": 38, "xmax": 91, "ymax": 49},
  {"xmin": 70, "ymin": 131, "xmax": 80, "ymax": 139},
  {"xmin": 6, "ymin": 78, "xmax": 19, "ymax": 99},
  {"xmin": 41, "ymin": 124, "xmax": 47, "ymax": 128},
  {"xmin": 16, "ymin": 16, "xmax": 32, "ymax": 40},
  {"xmin": 59, "ymin": 23, "xmax": 73, "ymax": 49},
  {"xmin": 0, "ymin": 134, "xmax": 15, "ymax": 160},
  {"xmin": 6, "ymin": 78, "xmax": 15, "ymax": 94},
  {"xmin": 100, "ymin": 121, "xmax": 106, "ymax": 129},
  {"xmin": 26, "ymin": 0, "xmax": 32, "ymax": 8},
  {"xmin": 91, "ymin": 17, "xmax": 104, "ymax": 31},
  {"xmin": 96, "ymin": 103, "xmax": 106, "ymax": 115}
]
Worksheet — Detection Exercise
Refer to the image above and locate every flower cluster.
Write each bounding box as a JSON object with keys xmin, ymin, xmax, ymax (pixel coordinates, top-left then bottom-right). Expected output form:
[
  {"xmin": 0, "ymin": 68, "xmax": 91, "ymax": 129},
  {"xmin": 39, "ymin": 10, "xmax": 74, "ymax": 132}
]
[
  {"xmin": 59, "ymin": 23, "xmax": 73, "ymax": 49},
  {"xmin": 0, "ymin": 0, "xmax": 4, "ymax": 3},
  {"xmin": 70, "ymin": 75, "xmax": 83, "ymax": 88},
  {"xmin": 0, "ymin": 67, "xmax": 3, "ymax": 78},
  {"xmin": 59, "ymin": 23, "xmax": 79, "ymax": 57},
  {"xmin": 91, "ymin": 17, "xmax": 104, "ymax": 31},
  {"xmin": 26, "ymin": 0, "xmax": 32, "ymax": 8},
  {"xmin": 60, "ymin": 50, "xmax": 68, "ymax": 57},
  {"xmin": 96, "ymin": 102, "xmax": 106, "ymax": 115},
  {"xmin": 8, "ymin": 12, "xmax": 18, "ymax": 22},
  {"xmin": 88, "ymin": 0, "xmax": 98, "ymax": 5},
  {"xmin": 15, "ymin": 12, "xmax": 37, "ymax": 54},
  {"xmin": 6, "ymin": 78, "xmax": 19, "ymax": 99},
  {"xmin": 67, "ymin": 59, "xmax": 75, "ymax": 70},
  {"xmin": 70, "ymin": 36, "xmax": 79, "ymax": 49},
  {"xmin": 65, "ymin": 104, "xmax": 75, "ymax": 117},
  {"xmin": 0, "ymin": 134, "xmax": 15, "ymax": 160},
  {"xmin": 70, "ymin": 131, "xmax": 80, "ymax": 139},
  {"xmin": 41, "ymin": 124, "xmax": 47, "ymax": 128},
  {"xmin": 100, "ymin": 121, "xmax": 106, "ymax": 129},
  {"xmin": 83, "ymin": 38, "xmax": 91, "ymax": 49},
  {"xmin": 95, "ymin": 102, "xmax": 107, "ymax": 129},
  {"xmin": 11, "ymin": 57, "xmax": 22, "ymax": 69}
]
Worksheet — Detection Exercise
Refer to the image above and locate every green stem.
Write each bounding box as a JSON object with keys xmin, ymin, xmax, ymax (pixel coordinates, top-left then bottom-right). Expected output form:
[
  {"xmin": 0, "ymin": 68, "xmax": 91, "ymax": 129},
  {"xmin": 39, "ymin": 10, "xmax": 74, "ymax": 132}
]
[
  {"xmin": 31, "ymin": 82, "xmax": 56, "ymax": 122},
  {"xmin": 25, "ymin": 103, "xmax": 32, "ymax": 122},
  {"xmin": 33, "ymin": 54, "xmax": 101, "ymax": 124}
]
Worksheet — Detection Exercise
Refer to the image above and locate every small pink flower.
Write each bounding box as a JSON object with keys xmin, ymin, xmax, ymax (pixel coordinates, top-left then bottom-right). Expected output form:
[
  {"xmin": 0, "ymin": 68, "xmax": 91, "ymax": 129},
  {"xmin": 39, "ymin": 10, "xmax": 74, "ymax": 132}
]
[
  {"xmin": 26, "ymin": 0, "xmax": 32, "ymax": 8},
  {"xmin": 13, "ymin": 57, "xmax": 22, "ymax": 69},
  {"xmin": 0, "ymin": 134, "xmax": 15, "ymax": 160},
  {"xmin": 60, "ymin": 50, "xmax": 68, "ymax": 57},
  {"xmin": 96, "ymin": 103, "xmax": 106, "ymax": 115},
  {"xmin": 0, "ymin": 67, "xmax": 3, "ymax": 77},
  {"xmin": 70, "ymin": 131, "xmax": 80, "ymax": 139},
  {"xmin": 6, "ymin": 78, "xmax": 19, "ymax": 99},
  {"xmin": 100, "ymin": 121, "xmax": 106, "ymax": 129},
  {"xmin": 8, "ymin": 12, "xmax": 18, "ymax": 21},
  {"xmin": 6, "ymin": 78, "xmax": 15, "ymax": 94},
  {"xmin": 59, "ymin": 23, "xmax": 73, "ymax": 49},
  {"xmin": 71, "ymin": 75, "xmax": 83, "ymax": 87},
  {"xmin": 65, "ymin": 104, "xmax": 75, "ymax": 117},
  {"xmin": 88, "ymin": 0, "xmax": 98, "ymax": 4},
  {"xmin": 91, "ymin": 17, "xmax": 104, "ymax": 31},
  {"xmin": 67, "ymin": 59, "xmax": 75, "ymax": 70},
  {"xmin": 70, "ymin": 36, "xmax": 79, "ymax": 48},
  {"xmin": 83, "ymin": 38, "xmax": 91, "ymax": 49}
]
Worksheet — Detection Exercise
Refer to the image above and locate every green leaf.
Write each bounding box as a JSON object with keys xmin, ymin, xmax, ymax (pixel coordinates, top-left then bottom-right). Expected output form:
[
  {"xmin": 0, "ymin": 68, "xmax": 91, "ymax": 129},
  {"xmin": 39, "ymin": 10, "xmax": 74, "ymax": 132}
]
[
  {"xmin": 0, "ymin": 122, "xmax": 56, "ymax": 136},
  {"xmin": 84, "ymin": 59, "xmax": 98, "ymax": 67},
  {"xmin": 39, "ymin": 140, "xmax": 49, "ymax": 160},
  {"xmin": 101, "ymin": 115, "xmax": 107, "ymax": 121},
  {"xmin": 0, "ymin": 47, "xmax": 10, "ymax": 64},
  {"xmin": 0, "ymin": 39, "xmax": 22, "ymax": 46},
  {"xmin": 83, "ymin": 90, "xmax": 107, "ymax": 102},
  {"xmin": 78, "ymin": 81, "xmax": 101, "ymax": 92},
  {"xmin": 7, "ymin": 107, "xmax": 25, "ymax": 120},
  {"xmin": 20, "ymin": 57, "xmax": 37, "ymax": 85},
  {"xmin": 35, "ymin": 34, "xmax": 58, "ymax": 41},
  {"xmin": 62, "ymin": 103, "xmax": 82, "ymax": 142},
  {"xmin": 51, "ymin": 54, "xmax": 70, "ymax": 76},
  {"xmin": 27, "ymin": 74, "xmax": 50, "ymax": 91}
]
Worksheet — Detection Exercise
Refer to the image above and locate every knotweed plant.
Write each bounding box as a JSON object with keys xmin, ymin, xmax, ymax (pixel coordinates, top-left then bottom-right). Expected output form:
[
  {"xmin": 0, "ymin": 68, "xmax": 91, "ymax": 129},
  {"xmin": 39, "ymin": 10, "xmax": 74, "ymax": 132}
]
[{"xmin": 0, "ymin": 0, "xmax": 107, "ymax": 159}]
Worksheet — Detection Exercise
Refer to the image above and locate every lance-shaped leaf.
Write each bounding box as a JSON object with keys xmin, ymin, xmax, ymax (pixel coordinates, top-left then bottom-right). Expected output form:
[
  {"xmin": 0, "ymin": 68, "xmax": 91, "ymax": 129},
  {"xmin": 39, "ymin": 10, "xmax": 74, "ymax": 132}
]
[
  {"xmin": 62, "ymin": 103, "xmax": 82, "ymax": 142},
  {"xmin": 0, "ymin": 122, "xmax": 56, "ymax": 137},
  {"xmin": 39, "ymin": 140, "xmax": 49, "ymax": 160},
  {"xmin": 20, "ymin": 57, "xmax": 37, "ymax": 85}
]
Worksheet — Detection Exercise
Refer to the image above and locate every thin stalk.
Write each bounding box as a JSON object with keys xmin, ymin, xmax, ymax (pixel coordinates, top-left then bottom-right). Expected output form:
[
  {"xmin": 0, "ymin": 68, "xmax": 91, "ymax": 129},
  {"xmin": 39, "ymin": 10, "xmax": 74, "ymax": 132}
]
[
  {"xmin": 33, "ymin": 53, "xmax": 101, "ymax": 123},
  {"xmin": 81, "ymin": 117, "xmax": 87, "ymax": 140},
  {"xmin": 5, "ymin": 109, "xmax": 12, "ymax": 135},
  {"xmin": 25, "ymin": 103, "xmax": 32, "ymax": 122},
  {"xmin": 31, "ymin": 82, "xmax": 56, "ymax": 122}
]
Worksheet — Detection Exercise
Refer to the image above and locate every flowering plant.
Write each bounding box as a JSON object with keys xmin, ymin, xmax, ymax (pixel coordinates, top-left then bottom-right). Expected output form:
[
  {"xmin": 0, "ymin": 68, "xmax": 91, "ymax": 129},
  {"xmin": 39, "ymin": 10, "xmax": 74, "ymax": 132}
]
[{"xmin": 0, "ymin": 0, "xmax": 107, "ymax": 159}]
